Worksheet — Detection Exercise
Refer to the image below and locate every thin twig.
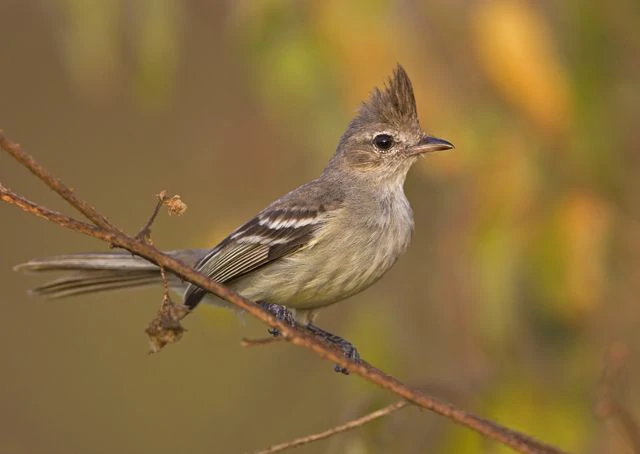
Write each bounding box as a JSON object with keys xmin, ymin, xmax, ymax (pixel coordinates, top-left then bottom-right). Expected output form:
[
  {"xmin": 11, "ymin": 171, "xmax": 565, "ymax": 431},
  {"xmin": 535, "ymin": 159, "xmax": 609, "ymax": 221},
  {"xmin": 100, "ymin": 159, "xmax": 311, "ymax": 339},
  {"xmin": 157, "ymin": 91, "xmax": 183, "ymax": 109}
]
[
  {"xmin": 144, "ymin": 263, "xmax": 190, "ymax": 354},
  {"xmin": 252, "ymin": 401, "xmax": 409, "ymax": 454},
  {"xmin": 0, "ymin": 132, "xmax": 123, "ymax": 233},
  {"xmin": 0, "ymin": 181, "xmax": 103, "ymax": 234},
  {"xmin": 136, "ymin": 192, "xmax": 191, "ymax": 353},
  {"xmin": 159, "ymin": 265, "xmax": 170, "ymax": 297},
  {"xmin": 0, "ymin": 131, "xmax": 568, "ymax": 454},
  {"xmin": 134, "ymin": 190, "xmax": 167, "ymax": 244}
]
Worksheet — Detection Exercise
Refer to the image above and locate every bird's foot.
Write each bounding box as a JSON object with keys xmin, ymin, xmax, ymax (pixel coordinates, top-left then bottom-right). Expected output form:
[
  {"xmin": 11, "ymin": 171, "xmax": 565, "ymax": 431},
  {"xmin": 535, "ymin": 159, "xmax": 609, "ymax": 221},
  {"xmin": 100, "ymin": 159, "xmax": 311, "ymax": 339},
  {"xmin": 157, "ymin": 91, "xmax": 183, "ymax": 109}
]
[
  {"xmin": 306, "ymin": 323, "xmax": 361, "ymax": 374},
  {"xmin": 258, "ymin": 301, "xmax": 296, "ymax": 336}
]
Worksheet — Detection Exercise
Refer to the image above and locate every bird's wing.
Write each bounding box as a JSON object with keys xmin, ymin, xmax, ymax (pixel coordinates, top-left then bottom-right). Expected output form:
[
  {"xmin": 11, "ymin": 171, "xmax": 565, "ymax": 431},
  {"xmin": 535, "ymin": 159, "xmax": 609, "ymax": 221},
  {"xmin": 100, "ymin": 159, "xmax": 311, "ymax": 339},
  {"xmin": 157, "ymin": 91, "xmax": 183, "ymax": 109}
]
[{"xmin": 183, "ymin": 206, "xmax": 332, "ymax": 309}]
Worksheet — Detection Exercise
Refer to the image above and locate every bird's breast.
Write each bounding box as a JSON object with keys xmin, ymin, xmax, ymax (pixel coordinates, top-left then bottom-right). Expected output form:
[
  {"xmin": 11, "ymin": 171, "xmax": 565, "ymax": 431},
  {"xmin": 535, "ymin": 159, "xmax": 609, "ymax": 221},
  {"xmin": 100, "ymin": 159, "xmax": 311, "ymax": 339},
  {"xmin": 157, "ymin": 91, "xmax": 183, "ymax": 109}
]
[{"xmin": 232, "ymin": 189, "xmax": 414, "ymax": 310}]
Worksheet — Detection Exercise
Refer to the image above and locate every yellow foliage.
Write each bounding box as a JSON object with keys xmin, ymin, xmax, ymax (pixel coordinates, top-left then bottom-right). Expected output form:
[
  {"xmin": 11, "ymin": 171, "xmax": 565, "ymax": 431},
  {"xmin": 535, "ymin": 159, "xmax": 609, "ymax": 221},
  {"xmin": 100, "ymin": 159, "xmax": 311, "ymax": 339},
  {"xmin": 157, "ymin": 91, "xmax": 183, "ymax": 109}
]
[
  {"xmin": 472, "ymin": 0, "xmax": 571, "ymax": 134},
  {"xmin": 559, "ymin": 191, "xmax": 611, "ymax": 314}
]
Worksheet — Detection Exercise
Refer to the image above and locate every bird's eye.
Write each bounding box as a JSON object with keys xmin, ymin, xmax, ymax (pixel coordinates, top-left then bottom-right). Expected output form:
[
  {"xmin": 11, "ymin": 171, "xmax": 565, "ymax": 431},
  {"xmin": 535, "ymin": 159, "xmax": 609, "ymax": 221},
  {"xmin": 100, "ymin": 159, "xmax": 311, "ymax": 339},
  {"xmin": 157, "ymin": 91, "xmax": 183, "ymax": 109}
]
[{"xmin": 373, "ymin": 134, "xmax": 394, "ymax": 151}]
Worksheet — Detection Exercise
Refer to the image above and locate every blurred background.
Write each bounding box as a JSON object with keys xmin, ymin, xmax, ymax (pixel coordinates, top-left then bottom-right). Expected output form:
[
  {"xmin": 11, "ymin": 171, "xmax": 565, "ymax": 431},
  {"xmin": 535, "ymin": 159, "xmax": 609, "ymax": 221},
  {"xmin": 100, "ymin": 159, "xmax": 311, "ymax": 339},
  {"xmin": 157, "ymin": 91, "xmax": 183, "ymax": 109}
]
[{"xmin": 0, "ymin": 1, "xmax": 638, "ymax": 453}]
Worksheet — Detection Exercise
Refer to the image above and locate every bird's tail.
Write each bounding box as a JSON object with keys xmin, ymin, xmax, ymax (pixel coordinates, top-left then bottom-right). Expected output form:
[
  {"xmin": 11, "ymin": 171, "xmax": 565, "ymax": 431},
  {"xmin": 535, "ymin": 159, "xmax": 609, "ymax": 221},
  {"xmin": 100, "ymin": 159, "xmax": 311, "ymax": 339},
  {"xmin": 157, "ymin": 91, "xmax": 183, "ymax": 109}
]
[{"xmin": 14, "ymin": 249, "xmax": 208, "ymax": 299}]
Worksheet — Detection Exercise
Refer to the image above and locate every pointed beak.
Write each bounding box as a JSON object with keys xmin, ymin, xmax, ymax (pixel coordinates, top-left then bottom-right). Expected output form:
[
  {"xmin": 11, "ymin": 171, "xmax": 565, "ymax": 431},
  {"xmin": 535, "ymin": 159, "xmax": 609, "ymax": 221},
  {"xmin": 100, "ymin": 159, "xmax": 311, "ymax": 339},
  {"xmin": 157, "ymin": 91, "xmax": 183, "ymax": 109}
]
[{"xmin": 407, "ymin": 135, "xmax": 454, "ymax": 156}]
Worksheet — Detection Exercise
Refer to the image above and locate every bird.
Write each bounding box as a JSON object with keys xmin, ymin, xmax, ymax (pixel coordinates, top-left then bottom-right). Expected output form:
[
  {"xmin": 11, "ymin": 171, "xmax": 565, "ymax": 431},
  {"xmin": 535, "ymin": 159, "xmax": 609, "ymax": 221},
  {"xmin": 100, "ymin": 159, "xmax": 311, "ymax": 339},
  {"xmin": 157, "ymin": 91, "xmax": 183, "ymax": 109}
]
[{"xmin": 15, "ymin": 65, "xmax": 453, "ymax": 373}]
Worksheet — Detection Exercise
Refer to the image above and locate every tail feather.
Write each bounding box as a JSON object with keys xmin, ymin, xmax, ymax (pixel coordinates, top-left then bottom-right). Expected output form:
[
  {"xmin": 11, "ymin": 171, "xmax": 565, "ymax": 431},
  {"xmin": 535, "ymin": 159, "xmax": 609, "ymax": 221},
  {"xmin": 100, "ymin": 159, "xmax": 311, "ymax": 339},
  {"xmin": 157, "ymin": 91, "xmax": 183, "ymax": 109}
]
[
  {"xmin": 15, "ymin": 249, "xmax": 208, "ymax": 300},
  {"xmin": 29, "ymin": 271, "xmax": 162, "ymax": 299},
  {"xmin": 14, "ymin": 252, "xmax": 158, "ymax": 273}
]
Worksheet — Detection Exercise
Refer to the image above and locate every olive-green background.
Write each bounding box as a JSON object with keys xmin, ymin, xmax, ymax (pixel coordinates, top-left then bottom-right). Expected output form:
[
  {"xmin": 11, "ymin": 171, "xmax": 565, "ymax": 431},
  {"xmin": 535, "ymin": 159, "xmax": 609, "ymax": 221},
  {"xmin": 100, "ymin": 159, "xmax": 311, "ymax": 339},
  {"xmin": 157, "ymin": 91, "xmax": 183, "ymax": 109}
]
[{"xmin": 1, "ymin": 1, "xmax": 638, "ymax": 453}]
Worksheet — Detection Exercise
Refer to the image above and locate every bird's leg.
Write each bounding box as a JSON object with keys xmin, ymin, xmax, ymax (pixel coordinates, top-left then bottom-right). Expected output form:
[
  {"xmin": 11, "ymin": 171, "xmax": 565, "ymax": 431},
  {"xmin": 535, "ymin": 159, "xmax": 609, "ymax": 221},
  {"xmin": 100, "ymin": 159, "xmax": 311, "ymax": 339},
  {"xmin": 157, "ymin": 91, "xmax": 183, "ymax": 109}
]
[
  {"xmin": 305, "ymin": 323, "xmax": 361, "ymax": 374},
  {"xmin": 257, "ymin": 301, "xmax": 296, "ymax": 336}
]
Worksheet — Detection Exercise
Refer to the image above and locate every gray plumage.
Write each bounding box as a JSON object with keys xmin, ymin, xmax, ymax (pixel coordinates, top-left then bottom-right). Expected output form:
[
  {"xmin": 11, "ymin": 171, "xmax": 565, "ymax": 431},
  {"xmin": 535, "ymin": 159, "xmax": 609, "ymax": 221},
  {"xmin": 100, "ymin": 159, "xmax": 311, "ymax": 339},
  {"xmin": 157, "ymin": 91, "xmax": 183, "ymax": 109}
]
[
  {"xmin": 14, "ymin": 250, "xmax": 207, "ymax": 299},
  {"xmin": 15, "ymin": 65, "xmax": 453, "ymax": 327}
]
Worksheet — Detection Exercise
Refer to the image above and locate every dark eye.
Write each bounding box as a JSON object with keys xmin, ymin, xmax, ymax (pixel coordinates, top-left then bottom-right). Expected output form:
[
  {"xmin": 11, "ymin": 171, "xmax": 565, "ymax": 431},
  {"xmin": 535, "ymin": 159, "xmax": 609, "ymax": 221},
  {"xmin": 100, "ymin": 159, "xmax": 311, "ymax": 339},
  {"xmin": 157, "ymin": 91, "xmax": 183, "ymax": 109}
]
[{"xmin": 373, "ymin": 134, "xmax": 394, "ymax": 151}]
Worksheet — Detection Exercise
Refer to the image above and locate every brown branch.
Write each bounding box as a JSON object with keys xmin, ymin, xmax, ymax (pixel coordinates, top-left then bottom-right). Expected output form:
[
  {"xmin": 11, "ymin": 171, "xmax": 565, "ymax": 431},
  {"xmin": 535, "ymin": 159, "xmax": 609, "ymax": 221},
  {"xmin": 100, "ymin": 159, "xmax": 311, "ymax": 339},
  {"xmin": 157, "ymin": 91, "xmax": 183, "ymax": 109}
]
[
  {"xmin": 252, "ymin": 401, "xmax": 409, "ymax": 454},
  {"xmin": 0, "ymin": 181, "xmax": 102, "ymax": 235},
  {"xmin": 0, "ymin": 133, "xmax": 123, "ymax": 233},
  {"xmin": 241, "ymin": 337, "xmax": 284, "ymax": 348},
  {"xmin": 0, "ymin": 131, "xmax": 569, "ymax": 454}
]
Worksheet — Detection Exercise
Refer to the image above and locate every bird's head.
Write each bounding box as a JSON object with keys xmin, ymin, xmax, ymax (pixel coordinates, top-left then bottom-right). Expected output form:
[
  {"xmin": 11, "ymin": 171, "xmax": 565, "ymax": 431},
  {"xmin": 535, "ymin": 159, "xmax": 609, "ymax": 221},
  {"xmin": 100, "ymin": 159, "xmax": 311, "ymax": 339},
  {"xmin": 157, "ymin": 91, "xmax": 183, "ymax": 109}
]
[{"xmin": 328, "ymin": 65, "xmax": 453, "ymax": 182}]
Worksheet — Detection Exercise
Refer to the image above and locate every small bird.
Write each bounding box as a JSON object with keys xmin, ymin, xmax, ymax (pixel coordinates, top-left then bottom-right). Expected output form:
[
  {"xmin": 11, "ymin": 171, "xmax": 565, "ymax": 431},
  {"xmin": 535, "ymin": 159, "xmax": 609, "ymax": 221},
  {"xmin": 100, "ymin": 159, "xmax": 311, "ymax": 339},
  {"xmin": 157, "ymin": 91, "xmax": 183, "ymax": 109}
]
[{"xmin": 15, "ymin": 65, "xmax": 453, "ymax": 373}]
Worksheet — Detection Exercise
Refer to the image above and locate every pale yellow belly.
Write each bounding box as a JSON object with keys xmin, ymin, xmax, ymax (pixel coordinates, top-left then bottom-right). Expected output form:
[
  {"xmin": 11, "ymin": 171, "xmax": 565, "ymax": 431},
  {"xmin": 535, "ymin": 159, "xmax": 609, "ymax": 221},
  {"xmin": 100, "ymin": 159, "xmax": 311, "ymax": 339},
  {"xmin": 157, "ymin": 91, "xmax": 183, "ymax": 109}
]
[{"xmin": 230, "ymin": 220, "xmax": 411, "ymax": 310}]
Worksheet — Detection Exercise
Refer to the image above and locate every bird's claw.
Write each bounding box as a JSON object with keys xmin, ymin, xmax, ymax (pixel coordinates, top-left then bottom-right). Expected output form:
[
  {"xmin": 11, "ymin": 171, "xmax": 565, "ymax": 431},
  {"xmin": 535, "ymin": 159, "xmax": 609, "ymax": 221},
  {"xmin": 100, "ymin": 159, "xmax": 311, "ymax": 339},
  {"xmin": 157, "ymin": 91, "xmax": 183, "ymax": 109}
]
[
  {"xmin": 258, "ymin": 302, "xmax": 296, "ymax": 337},
  {"xmin": 306, "ymin": 323, "xmax": 361, "ymax": 375},
  {"xmin": 333, "ymin": 341, "xmax": 361, "ymax": 374}
]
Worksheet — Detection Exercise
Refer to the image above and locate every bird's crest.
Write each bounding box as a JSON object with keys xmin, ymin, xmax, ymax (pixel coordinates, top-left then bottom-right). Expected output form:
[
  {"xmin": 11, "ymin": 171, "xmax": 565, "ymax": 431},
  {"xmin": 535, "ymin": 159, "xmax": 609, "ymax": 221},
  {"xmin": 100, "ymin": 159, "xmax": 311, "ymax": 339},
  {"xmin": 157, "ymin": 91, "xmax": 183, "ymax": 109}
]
[{"xmin": 356, "ymin": 64, "xmax": 419, "ymax": 128}]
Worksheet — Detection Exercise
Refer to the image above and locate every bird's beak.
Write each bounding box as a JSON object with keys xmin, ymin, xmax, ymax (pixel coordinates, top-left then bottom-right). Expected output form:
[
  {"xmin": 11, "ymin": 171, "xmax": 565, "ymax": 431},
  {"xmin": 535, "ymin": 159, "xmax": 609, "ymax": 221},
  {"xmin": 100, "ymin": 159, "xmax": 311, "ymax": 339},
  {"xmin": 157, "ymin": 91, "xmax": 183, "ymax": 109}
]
[{"xmin": 407, "ymin": 135, "xmax": 454, "ymax": 156}]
